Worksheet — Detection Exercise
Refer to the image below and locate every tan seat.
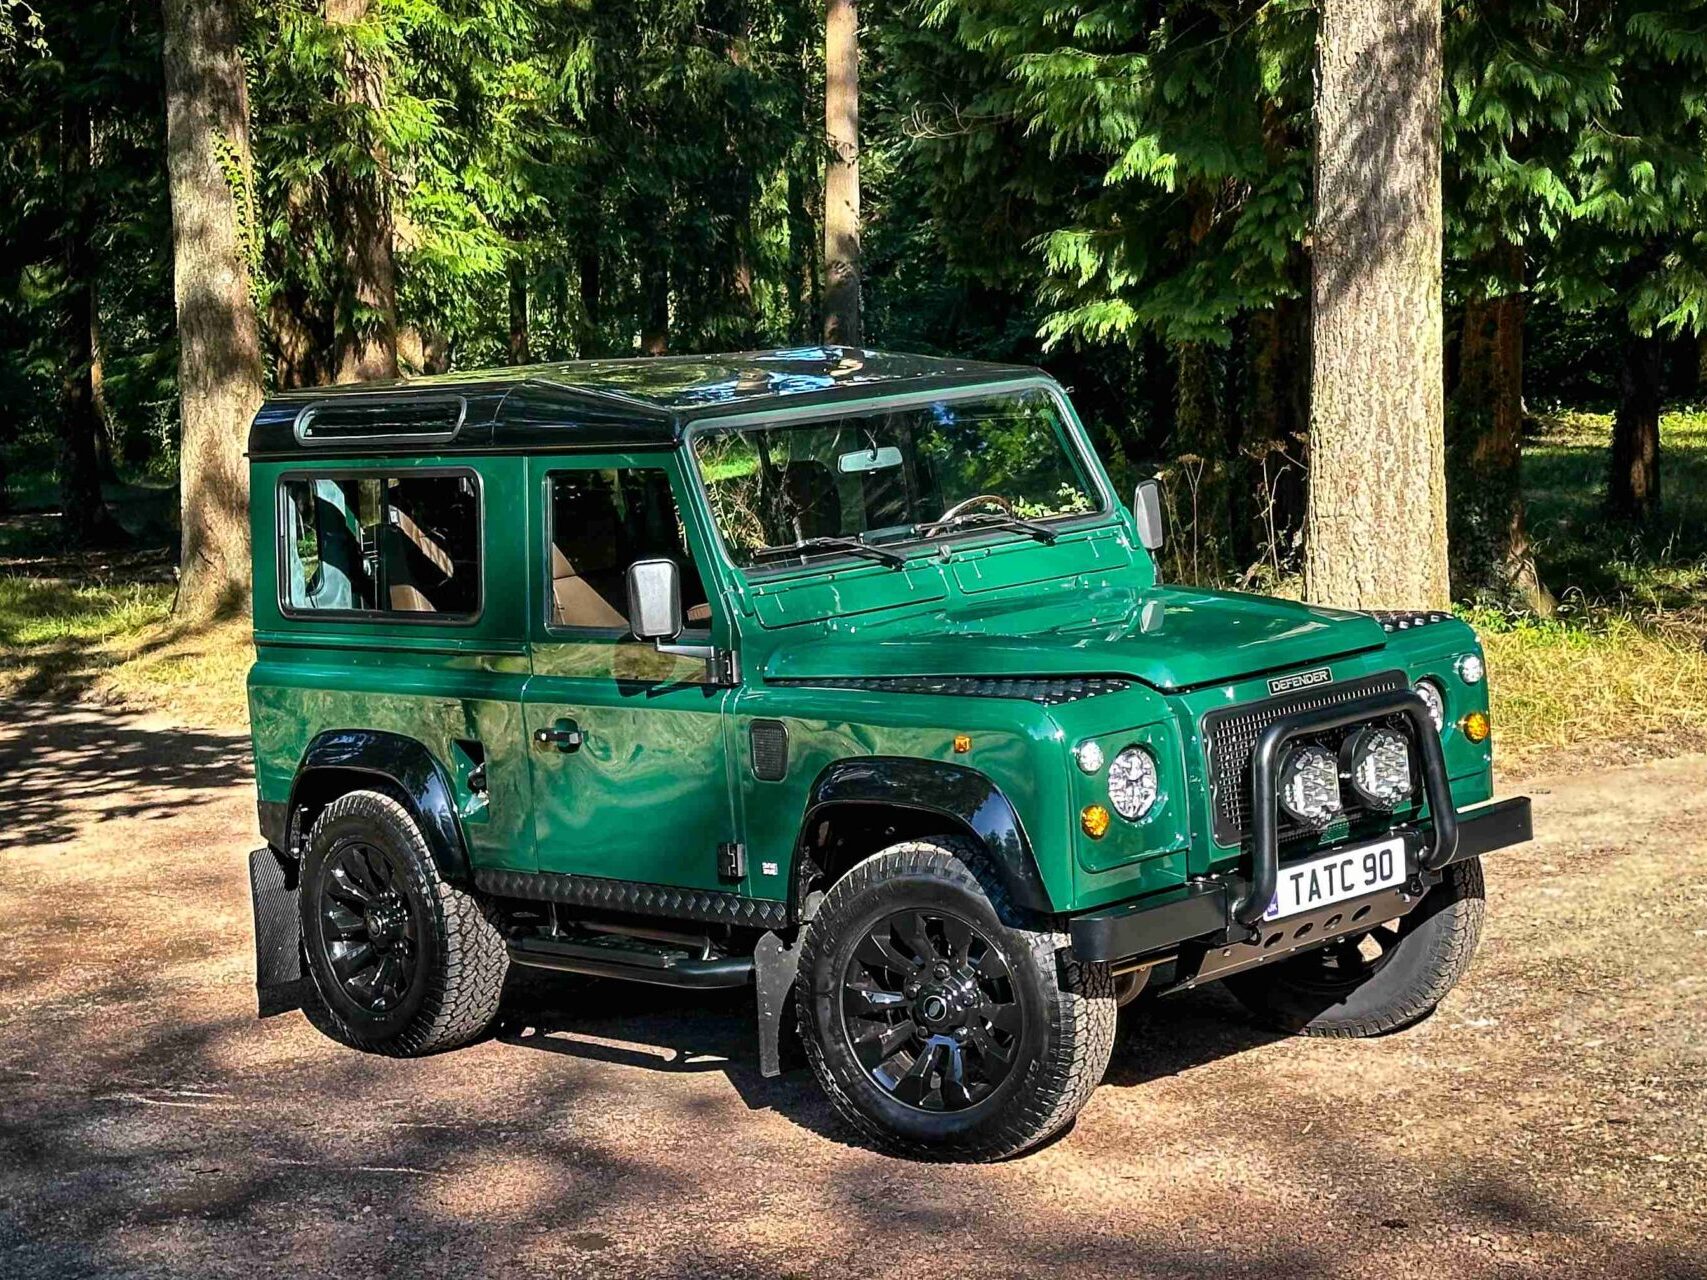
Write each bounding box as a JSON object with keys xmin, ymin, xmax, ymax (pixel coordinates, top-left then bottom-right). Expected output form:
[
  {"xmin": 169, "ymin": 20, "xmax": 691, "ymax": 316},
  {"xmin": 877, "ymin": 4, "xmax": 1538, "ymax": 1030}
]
[
  {"xmin": 384, "ymin": 504, "xmax": 452, "ymax": 613},
  {"xmin": 551, "ymin": 543, "xmax": 627, "ymax": 628}
]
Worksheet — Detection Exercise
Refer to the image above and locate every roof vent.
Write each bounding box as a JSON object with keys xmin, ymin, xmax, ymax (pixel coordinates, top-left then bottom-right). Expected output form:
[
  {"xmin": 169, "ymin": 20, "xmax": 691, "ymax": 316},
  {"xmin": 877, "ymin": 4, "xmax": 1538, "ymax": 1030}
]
[{"xmin": 293, "ymin": 394, "xmax": 467, "ymax": 448}]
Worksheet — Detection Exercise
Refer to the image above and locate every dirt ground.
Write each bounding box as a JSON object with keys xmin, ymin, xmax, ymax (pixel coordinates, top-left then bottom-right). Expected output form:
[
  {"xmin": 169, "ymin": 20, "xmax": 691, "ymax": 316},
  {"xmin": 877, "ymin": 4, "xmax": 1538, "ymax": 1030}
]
[{"xmin": 0, "ymin": 700, "xmax": 1702, "ymax": 1279}]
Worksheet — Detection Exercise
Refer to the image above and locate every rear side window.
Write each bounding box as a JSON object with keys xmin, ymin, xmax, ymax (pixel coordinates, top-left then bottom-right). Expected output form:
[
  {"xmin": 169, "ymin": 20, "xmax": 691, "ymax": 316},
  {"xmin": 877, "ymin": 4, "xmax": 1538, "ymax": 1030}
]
[{"xmin": 280, "ymin": 472, "xmax": 481, "ymax": 619}]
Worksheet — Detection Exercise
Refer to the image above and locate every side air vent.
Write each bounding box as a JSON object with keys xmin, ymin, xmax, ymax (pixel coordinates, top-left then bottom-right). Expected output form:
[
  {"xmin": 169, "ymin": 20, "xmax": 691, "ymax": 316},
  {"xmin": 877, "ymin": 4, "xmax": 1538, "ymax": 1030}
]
[
  {"xmin": 766, "ymin": 675, "xmax": 1133, "ymax": 707},
  {"xmin": 750, "ymin": 720, "xmax": 789, "ymax": 782},
  {"xmin": 1367, "ymin": 610, "xmax": 1453, "ymax": 633}
]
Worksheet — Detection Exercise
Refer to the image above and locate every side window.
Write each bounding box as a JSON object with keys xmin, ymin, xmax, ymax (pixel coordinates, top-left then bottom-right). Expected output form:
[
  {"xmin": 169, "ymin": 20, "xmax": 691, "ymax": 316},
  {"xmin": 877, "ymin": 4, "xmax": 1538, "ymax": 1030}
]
[
  {"xmin": 280, "ymin": 472, "xmax": 481, "ymax": 618},
  {"xmin": 547, "ymin": 468, "xmax": 711, "ymax": 632}
]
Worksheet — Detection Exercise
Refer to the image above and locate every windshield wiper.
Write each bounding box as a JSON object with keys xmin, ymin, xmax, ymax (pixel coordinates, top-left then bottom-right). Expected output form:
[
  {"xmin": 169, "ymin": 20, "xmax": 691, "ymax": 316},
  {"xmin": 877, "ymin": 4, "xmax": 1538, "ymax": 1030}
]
[
  {"xmin": 750, "ymin": 535, "xmax": 908, "ymax": 568},
  {"xmin": 916, "ymin": 511, "xmax": 1059, "ymax": 545}
]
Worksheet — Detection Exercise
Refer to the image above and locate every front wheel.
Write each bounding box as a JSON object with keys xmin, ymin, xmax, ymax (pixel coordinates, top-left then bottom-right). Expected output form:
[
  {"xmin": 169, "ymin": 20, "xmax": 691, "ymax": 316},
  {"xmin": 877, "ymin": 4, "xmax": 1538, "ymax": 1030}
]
[
  {"xmin": 1224, "ymin": 857, "xmax": 1486, "ymax": 1037},
  {"xmin": 797, "ymin": 838, "xmax": 1116, "ymax": 1161}
]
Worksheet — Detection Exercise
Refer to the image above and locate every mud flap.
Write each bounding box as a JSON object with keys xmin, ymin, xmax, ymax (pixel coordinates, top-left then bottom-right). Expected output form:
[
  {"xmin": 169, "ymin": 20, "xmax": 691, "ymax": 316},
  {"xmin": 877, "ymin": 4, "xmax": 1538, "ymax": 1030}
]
[
  {"xmin": 249, "ymin": 846, "xmax": 305, "ymax": 1017},
  {"xmin": 753, "ymin": 930, "xmax": 801, "ymax": 1078}
]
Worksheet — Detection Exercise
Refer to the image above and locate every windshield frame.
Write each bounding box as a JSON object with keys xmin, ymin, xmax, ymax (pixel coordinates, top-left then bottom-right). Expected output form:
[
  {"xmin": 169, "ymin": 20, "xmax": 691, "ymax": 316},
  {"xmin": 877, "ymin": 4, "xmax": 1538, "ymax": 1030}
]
[{"xmin": 680, "ymin": 377, "xmax": 1116, "ymax": 578}]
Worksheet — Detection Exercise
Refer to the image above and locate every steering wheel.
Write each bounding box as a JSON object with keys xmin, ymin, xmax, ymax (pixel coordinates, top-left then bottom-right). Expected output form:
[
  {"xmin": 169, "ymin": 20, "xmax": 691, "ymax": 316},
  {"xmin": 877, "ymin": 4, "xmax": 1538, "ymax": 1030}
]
[{"xmin": 926, "ymin": 493, "xmax": 1015, "ymax": 536}]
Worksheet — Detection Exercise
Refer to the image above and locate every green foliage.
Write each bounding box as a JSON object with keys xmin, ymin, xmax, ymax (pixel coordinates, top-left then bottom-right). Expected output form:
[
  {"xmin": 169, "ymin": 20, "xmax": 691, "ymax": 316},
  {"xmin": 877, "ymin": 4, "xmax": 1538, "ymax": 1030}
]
[
  {"xmin": 898, "ymin": 0, "xmax": 1313, "ymax": 349},
  {"xmin": 1538, "ymin": 1, "xmax": 1707, "ymax": 338}
]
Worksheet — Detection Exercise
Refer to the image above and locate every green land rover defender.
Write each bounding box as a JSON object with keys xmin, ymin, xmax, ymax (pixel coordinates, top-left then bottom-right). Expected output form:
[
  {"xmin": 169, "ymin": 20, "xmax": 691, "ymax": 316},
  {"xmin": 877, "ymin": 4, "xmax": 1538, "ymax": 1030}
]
[{"xmin": 246, "ymin": 346, "xmax": 1532, "ymax": 1160}]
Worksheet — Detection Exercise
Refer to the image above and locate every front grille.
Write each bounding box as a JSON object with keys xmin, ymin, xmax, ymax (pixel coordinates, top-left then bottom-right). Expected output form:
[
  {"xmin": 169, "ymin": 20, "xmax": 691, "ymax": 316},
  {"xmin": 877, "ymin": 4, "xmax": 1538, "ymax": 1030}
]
[
  {"xmin": 767, "ymin": 675, "xmax": 1133, "ymax": 706},
  {"xmin": 1202, "ymin": 671, "xmax": 1410, "ymax": 847}
]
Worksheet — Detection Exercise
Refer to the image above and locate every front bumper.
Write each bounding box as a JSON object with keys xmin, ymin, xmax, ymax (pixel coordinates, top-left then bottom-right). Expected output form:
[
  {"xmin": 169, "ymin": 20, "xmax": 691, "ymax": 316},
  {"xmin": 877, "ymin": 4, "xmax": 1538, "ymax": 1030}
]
[
  {"xmin": 1069, "ymin": 687, "xmax": 1528, "ymax": 981},
  {"xmin": 1069, "ymin": 795, "xmax": 1530, "ymax": 971}
]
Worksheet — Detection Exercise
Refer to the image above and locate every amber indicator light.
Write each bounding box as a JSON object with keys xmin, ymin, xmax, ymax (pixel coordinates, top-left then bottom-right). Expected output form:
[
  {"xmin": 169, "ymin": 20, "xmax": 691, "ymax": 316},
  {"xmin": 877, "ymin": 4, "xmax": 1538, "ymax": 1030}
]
[
  {"xmin": 953, "ymin": 733, "xmax": 972, "ymax": 754},
  {"xmin": 1461, "ymin": 711, "xmax": 1491, "ymax": 743},
  {"xmin": 1081, "ymin": 805, "xmax": 1111, "ymax": 839}
]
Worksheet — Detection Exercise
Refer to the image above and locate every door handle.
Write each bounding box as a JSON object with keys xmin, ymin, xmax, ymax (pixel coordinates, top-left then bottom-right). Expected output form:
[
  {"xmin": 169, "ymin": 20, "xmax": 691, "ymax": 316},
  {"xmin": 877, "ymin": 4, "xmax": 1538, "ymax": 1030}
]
[{"xmin": 533, "ymin": 720, "xmax": 583, "ymax": 753}]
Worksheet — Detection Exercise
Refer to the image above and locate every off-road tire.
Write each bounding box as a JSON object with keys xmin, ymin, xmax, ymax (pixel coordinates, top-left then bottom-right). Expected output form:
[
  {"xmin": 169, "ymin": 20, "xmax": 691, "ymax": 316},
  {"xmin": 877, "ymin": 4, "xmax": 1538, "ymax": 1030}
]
[
  {"xmin": 797, "ymin": 837, "xmax": 1116, "ymax": 1161},
  {"xmin": 1224, "ymin": 857, "xmax": 1485, "ymax": 1038},
  {"xmin": 298, "ymin": 790, "xmax": 508, "ymax": 1056}
]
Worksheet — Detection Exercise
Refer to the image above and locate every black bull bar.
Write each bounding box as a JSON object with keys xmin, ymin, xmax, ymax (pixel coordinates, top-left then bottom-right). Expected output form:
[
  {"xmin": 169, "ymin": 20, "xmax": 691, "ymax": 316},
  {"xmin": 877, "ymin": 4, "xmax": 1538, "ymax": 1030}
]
[{"xmin": 1071, "ymin": 688, "xmax": 1532, "ymax": 967}]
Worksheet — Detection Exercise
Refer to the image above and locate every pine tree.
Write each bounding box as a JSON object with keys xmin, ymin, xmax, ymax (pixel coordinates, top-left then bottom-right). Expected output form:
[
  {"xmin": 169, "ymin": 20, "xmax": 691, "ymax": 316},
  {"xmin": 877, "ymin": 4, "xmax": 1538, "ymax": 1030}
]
[
  {"xmin": 823, "ymin": 0, "xmax": 860, "ymax": 344},
  {"xmin": 163, "ymin": 0, "xmax": 265, "ymax": 616},
  {"xmin": 1305, "ymin": 0, "xmax": 1449, "ymax": 609}
]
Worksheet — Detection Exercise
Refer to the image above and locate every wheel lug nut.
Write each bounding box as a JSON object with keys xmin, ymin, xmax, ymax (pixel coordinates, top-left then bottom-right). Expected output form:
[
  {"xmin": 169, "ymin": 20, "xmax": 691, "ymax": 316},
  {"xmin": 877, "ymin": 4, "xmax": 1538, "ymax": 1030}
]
[
  {"xmin": 953, "ymin": 1026, "xmax": 969, "ymax": 1042},
  {"xmin": 904, "ymin": 983, "xmax": 920, "ymax": 997},
  {"xmin": 933, "ymin": 963, "xmax": 951, "ymax": 978}
]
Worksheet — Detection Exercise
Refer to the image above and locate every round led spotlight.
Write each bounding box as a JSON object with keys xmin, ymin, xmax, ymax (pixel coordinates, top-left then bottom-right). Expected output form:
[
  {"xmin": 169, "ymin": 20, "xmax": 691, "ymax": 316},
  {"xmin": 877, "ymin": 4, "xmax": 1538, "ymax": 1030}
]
[
  {"xmin": 1342, "ymin": 726, "xmax": 1414, "ymax": 811},
  {"xmin": 1414, "ymin": 678, "xmax": 1446, "ymax": 732},
  {"xmin": 1074, "ymin": 740, "xmax": 1106, "ymax": 775},
  {"xmin": 1456, "ymin": 652, "xmax": 1486, "ymax": 685},
  {"xmin": 1107, "ymin": 745, "xmax": 1159, "ymax": 820},
  {"xmin": 1279, "ymin": 743, "xmax": 1343, "ymax": 829}
]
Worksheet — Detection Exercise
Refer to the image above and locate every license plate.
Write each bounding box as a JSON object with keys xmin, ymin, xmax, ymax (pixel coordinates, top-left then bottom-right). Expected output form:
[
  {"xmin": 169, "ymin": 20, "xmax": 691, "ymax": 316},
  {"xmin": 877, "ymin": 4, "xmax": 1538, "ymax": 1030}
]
[{"xmin": 1263, "ymin": 837, "xmax": 1407, "ymax": 922}]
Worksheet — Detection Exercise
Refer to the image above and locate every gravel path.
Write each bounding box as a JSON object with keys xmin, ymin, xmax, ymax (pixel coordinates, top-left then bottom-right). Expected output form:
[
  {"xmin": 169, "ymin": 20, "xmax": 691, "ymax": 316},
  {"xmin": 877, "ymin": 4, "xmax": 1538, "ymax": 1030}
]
[{"xmin": 0, "ymin": 701, "xmax": 1701, "ymax": 1278}]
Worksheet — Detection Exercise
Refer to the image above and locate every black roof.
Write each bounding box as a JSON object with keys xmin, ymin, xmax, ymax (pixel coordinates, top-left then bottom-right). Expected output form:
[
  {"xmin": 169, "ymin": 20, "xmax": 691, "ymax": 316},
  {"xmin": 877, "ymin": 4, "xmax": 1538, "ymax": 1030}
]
[{"xmin": 247, "ymin": 346, "xmax": 1045, "ymax": 459}]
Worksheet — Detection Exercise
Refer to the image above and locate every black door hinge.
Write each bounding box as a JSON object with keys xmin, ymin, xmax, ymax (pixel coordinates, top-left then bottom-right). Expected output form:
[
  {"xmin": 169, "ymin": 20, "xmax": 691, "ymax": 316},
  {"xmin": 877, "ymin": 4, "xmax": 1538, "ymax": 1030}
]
[{"xmin": 717, "ymin": 842, "xmax": 747, "ymax": 881}]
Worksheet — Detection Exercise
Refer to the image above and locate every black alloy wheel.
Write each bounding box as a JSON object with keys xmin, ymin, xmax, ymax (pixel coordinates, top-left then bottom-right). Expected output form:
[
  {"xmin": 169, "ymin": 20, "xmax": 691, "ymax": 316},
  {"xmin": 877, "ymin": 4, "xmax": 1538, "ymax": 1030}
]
[
  {"xmin": 298, "ymin": 789, "xmax": 509, "ymax": 1057},
  {"xmin": 841, "ymin": 908, "xmax": 1023, "ymax": 1112},
  {"xmin": 316, "ymin": 838, "xmax": 421, "ymax": 1015},
  {"xmin": 798, "ymin": 837, "xmax": 1117, "ymax": 1161}
]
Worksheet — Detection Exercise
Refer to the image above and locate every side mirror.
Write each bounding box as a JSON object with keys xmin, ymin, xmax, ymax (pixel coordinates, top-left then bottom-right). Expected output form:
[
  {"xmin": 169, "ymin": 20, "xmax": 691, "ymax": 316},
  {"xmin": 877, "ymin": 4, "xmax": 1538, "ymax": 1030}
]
[
  {"xmin": 1133, "ymin": 479, "xmax": 1166, "ymax": 552},
  {"xmin": 626, "ymin": 558, "xmax": 683, "ymax": 642}
]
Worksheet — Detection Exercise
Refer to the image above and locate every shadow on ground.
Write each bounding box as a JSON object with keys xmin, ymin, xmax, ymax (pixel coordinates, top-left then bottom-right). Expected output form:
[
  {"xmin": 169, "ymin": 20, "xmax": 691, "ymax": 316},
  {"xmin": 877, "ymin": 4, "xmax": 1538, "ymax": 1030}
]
[{"xmin": 0, "ymin": 699, "xmax": 250, "ymax": 850}]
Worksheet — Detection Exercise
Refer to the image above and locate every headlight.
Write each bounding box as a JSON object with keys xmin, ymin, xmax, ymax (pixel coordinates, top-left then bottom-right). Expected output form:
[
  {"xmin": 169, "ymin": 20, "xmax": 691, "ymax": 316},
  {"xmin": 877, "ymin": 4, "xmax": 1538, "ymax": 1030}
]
[
  {"xmin": 1279, "ymin": 743, "xmax": 1343, "ymax": 828},
  {"xmin": 1414, "ymin": 678, "xmax": 1445, "ymax": 731},
  {"xmin": 1456, "ymin": 653, "xmax": 1485, "ymax": 685},
  {"xmin": 1107, "ymin": 746, "xmax": 1159, "ymax": 820},
  {"xmin": 1342, "ymin": 726, "xmax": 1413, "ymax": 810}
]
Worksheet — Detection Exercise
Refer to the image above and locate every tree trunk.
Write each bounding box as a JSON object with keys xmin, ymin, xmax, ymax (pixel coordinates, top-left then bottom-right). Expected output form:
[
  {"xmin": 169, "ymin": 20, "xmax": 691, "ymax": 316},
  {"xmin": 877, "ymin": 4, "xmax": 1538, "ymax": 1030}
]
[
  {"xmin": 327, "ymin": 0, "xmax": 398, "ymax": 384},
  {"xmin": 1247, "ymin": 302, "xmax": 1308, "ymax": 576},
  {"xmin": 508, "ymin": 256, "xmax": 531, "ymax": 365},
  {"xmin": 1609, "ymin": 331, "xmax": 1664, "ymax": 524},
  {"xmin": 578, "ymin": 245, "xmax": 602, "ymax": 357},
  {"xmin": 57, "ymin": 99, "xmax": 125, "ymax": 547},
  {"xmin": 163, "ymin": 0, "xmax": 264, "ymax": 618},
  {"xmin": 269, "ymin": 286, "xmax": 326, "ymax": 389},
  {"xmin": 1173, "ymin": 342, "xmax": 1230, "ymax": 582},
  {"xmin": 89, "ymin": 301, "xmax": 120, "ymax": 482},
  {"xmin": 1304, "ymin": 0, "xmax": 1449, "ymax": 609},
  {"xmin": 1447, "ymin": 255, "xmax": 1553, "ymax": 613},
  {"xmin": 641, "ymin": 262, "xmax": 668, "ymax": 356},
  {"xmin": 822, "ymin": 0, "xmax": 860, "ymax": 347}
]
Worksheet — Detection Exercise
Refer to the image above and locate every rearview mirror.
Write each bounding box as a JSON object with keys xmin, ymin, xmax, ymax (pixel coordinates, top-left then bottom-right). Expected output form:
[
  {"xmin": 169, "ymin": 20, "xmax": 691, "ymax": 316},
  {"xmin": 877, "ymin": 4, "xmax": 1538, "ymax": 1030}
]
[
  {"xmin": 1133, "ymin": 479, "xmax": 1166, "ymax": 552},
  {"xmin": 838, "ymin": 445, "xmax": 903, "ymax": 474},
  {"xmin": 626, "ymin": 558, "xmax": 683, "ymax": 642}
]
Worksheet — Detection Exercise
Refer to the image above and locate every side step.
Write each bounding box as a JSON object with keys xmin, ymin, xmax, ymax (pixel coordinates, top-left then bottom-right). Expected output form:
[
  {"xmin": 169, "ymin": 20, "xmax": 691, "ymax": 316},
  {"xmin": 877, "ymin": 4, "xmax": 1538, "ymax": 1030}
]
[{"xmin": 507, "ymin": 933, "xmax": 753, "ymax": 989}]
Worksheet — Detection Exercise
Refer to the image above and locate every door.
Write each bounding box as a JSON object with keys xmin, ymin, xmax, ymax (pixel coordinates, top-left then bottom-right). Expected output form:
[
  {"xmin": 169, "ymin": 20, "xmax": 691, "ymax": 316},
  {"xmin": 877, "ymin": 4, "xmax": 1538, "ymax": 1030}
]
[{"xmin": 521, "ymin": 455, "xmax": 740, "ymax": 891}]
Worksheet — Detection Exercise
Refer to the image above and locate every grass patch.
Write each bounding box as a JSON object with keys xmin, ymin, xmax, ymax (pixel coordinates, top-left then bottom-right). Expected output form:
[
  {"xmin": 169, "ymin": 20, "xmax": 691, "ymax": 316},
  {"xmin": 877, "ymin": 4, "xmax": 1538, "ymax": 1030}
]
[
  {"xmin": 1524, "ymin": 408, "xmax": 1707, "ymax": 615},
  {"xmin": 0, "ymin": 574, "xmax": 252, "ymax": 725},
  {"xmin": 1475, "ymin": 610, "xmax": 1707, "ymax": 771}
]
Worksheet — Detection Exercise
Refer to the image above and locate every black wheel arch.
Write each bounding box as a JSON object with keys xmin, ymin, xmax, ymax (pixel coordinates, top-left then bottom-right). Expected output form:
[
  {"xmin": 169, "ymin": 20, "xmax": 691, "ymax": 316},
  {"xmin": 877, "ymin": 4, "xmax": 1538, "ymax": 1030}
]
[
  {"xmin": 284, "ymin": 729, "xmax": 471, "ymax": 884},
  {"xmin": 792, "ymin": 757, "xmax": 1055, "ymax": 919}
]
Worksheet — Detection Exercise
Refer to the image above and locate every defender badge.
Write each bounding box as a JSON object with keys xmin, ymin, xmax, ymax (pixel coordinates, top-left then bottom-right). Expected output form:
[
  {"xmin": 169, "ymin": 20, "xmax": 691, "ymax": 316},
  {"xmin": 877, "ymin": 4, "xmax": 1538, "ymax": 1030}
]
[{"xmin": 1269, "ymin": 667, "xmax": 1332, "ymax": 696}]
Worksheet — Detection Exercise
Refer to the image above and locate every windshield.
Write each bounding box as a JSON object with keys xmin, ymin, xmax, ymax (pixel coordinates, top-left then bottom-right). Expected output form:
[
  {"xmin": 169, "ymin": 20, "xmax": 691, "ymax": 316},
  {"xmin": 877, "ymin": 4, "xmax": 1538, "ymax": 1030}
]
[{"xmin": 691, "ymin": 387, "xmax": 1102, "ymax": 567}]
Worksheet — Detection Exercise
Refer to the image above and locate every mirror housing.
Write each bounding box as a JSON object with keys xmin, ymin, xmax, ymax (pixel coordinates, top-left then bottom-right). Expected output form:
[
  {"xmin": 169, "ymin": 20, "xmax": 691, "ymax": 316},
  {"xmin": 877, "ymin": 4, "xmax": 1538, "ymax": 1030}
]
[
  {"xmin": 626, "ymin": 558, "xmax": 683, "ymax": 642},
  {"xmin": 1133, "ymin": 479, "xmax": 1166, "ymax": 552}
]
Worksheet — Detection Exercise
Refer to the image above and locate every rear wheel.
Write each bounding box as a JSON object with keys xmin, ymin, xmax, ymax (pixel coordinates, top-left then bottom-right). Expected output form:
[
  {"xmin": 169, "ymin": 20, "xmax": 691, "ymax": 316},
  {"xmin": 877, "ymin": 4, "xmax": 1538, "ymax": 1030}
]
[
  {"xmin": 298, "ymin": 790, "xmax": 508, "ymax": 1056},
  {"xmin": 1224, "ymin": 857, "xmax": 1485, "ymax": 1037},
  {"xmin": 798, "ymin": 837, "xmax": 1116, "ymax": 1161}
]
